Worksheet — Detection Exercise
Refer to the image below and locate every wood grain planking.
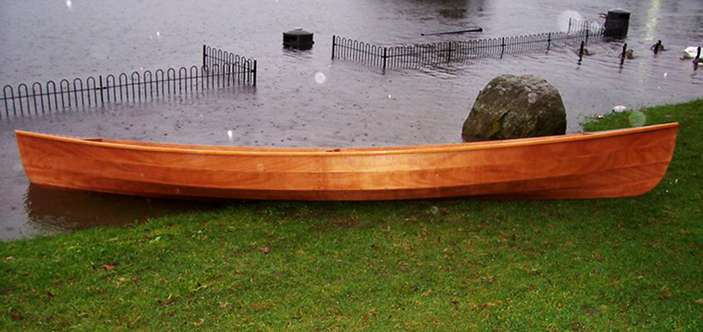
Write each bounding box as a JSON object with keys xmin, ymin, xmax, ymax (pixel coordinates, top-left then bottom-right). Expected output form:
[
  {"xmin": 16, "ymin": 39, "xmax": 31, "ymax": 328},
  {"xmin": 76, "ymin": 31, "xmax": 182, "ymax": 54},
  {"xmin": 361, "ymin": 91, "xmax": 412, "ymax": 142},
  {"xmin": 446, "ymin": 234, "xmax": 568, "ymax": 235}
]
[{"xmin": 15, "ymin": 123, "xmax": 678, "ymax": 200}]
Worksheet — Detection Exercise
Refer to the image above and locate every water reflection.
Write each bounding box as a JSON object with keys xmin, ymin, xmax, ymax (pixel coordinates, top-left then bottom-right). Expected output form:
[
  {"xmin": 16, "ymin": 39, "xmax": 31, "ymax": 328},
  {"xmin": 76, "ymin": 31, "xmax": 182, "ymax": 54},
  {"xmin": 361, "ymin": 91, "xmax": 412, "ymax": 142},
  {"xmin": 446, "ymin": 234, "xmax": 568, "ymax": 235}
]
[
  {"xmin": 24, "ymin": 184, "xmax": 222, "ymax": 232},
  {"xmin": 431, "ymin": 0, "xmax": 485, "ymax": 19},
  {"xmin": 1, "ymin": 0, "xmax": 702, "ymax": 240}
]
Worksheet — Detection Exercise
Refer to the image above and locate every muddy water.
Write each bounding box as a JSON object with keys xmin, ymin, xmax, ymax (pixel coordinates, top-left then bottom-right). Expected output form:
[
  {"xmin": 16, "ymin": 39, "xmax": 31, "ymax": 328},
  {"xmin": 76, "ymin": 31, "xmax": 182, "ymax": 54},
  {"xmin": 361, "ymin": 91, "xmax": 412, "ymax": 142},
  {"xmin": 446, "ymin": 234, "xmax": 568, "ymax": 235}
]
[{"xmin": 1, "ymin": 0, "xmax": 702, "ymax": 240}]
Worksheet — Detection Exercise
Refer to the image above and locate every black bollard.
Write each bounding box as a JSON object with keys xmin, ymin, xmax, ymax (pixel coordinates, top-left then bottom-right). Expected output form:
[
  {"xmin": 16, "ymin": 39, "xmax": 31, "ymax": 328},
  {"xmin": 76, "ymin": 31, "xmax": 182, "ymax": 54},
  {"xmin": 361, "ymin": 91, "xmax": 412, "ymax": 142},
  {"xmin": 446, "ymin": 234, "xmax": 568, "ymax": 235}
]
[
  {"xmin": 604, "ymin": 9, "xmax": 630, "ymax": 39},
  {"xmin": 283, "ymin": 28, "xmax": 314, "ymax": 50},
  {"xmin": 620, "ymin": 43, "xmax": 627, "ymax": 66}
]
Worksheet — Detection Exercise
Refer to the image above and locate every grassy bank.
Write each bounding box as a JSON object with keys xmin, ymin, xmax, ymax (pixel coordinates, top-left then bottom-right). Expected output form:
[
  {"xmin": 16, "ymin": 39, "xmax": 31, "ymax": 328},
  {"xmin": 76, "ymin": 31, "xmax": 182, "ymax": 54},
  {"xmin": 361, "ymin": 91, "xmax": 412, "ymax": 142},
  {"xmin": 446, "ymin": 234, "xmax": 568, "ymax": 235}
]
[{"xmin": 2, "ymin": 100, "xmax": 702, "ymax": 330}]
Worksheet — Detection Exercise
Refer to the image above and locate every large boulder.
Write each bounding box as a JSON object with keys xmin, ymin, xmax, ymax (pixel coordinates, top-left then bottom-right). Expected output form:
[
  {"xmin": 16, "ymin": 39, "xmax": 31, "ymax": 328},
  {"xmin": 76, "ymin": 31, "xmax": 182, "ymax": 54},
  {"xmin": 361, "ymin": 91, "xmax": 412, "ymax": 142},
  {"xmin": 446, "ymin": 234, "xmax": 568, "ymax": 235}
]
[{"xmin": 461, "ymin": 74, "xmax": 566, "ymax": 142}]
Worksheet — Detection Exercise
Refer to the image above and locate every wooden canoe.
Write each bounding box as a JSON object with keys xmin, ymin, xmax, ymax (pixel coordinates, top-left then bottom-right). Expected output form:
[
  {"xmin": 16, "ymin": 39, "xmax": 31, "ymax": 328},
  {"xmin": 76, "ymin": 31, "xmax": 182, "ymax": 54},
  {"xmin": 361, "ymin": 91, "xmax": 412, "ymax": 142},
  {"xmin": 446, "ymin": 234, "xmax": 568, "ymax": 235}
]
[{"xmin": 15, "ymin": 123, "xmax": 678, "ymax": 201}]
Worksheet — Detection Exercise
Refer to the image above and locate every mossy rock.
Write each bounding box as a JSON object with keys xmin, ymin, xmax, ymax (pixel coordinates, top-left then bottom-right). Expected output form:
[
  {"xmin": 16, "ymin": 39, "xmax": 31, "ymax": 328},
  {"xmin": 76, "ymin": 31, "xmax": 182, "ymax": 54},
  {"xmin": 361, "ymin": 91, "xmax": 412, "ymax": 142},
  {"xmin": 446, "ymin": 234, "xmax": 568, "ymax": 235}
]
[{"xmin": 462, "ymin": 74, "xmax": 566, "ymax": 141}]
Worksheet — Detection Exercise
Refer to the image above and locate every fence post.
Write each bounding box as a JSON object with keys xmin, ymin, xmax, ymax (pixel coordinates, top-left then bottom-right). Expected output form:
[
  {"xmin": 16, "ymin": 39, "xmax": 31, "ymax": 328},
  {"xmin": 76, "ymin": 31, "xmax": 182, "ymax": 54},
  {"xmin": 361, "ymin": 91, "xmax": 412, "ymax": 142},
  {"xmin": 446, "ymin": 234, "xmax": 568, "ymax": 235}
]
[
  {"xmin": 382, "ymin": 47, "xmax": 387, "ymax": 72},
  {"xmin": 447, "ymin": 42, "xmax": 452, "ymax": 63},
  {"xmin": 568, "ymin": 18, "xmax": 572, "ymax": 34},
  {"xmin": 331, "ymin": 35, "xmax": 336, "ymax": 59},
  {"xmin": 253, "ymin": 60, "xmax": 257, "ymax": 86},
  {"xmin": 501, "ymin": 37, "xmax": 505, "ymax": 58},
  {"xmin": 585, "ymin": 28, "xmax": 590, "ymax": 45},
  {"xmin": 98, "ymin": 75, "xmax": 105, "ymax": 106},
  {"xmin": 202, "ymin": 44, "xmax": 206, "ymax": 68}
]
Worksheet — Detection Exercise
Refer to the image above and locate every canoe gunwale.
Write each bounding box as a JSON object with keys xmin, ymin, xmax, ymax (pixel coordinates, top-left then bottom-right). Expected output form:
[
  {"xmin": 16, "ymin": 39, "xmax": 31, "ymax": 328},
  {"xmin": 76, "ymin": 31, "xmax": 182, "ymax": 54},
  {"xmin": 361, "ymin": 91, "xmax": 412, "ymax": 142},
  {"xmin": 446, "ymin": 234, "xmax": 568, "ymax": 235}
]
[{"xmin": 14, "ymin": 123, "xmax": 679, "ymax": 157}]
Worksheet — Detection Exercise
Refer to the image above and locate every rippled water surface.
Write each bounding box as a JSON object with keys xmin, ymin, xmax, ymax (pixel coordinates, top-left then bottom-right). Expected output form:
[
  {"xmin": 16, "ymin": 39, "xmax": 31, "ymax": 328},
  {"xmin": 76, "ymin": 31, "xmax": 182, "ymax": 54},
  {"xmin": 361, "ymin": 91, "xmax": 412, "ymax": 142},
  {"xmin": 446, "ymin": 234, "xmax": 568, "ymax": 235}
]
[{"xmin": 1, "ymin": 0, "xmax": 702, "ymax": 240}]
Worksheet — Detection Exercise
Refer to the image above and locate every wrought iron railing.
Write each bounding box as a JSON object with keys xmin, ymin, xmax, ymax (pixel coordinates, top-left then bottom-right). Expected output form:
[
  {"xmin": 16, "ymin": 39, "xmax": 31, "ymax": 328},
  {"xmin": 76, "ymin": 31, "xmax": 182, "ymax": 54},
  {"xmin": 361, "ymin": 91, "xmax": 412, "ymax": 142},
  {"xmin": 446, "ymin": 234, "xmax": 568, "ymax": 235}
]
[
  {"xmin": 332, "ymin": 19, "xmax": 604, "ymax": 71},
  {"xmin": 203, "ymin": 44, "xmax": 257, "ymax": 86},
  {"xmin": 1, "ymin": 45, "xmax": 257, "ymax": 119}
]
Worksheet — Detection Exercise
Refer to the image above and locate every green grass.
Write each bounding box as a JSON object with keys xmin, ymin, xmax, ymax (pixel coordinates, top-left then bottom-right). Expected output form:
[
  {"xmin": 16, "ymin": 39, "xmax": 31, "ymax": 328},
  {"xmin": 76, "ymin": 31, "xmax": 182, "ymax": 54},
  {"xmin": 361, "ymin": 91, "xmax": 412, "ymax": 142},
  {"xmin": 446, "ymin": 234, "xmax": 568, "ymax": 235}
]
[{"xmin": 2, "ymin": 100, "xmax": 702, "ymax": 331}]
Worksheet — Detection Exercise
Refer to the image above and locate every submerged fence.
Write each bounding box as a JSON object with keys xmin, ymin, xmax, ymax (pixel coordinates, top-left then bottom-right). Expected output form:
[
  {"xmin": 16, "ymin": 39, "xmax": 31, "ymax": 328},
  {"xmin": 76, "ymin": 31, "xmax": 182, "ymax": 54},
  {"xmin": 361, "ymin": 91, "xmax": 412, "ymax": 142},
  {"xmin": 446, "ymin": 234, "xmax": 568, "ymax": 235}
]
[
  {"xmin": 203, "ymin": 45, "xmax": 257, "ymax": 86},
  {"xmin": 1, "ymin": 45, "xmax": 256, "ymax": 119},
  {"xmin": 332, "ymin": 19, "xmax": 604, "ymax": 71}
]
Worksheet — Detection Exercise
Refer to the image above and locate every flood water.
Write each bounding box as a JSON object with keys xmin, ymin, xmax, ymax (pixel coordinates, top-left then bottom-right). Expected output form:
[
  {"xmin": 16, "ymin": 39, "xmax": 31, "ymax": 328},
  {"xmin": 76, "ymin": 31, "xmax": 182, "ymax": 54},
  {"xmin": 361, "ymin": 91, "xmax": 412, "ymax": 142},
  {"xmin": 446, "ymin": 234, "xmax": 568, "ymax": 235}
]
[{"xmin": 1, "ymin": 0, "xmax": 702, "ymax": 240}]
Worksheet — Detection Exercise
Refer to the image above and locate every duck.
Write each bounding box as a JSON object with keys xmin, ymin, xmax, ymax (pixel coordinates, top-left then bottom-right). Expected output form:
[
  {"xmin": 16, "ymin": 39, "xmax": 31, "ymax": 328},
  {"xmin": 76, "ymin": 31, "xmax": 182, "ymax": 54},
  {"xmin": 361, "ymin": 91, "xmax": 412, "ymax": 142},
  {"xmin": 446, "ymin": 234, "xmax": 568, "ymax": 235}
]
[
  {"xmin": 625, "ymin": 49, "xmax": 636, "ymax": 59},
  {"xmin": 681, "ymin": 46, "xmax": 700, "ymax": 60},
  {"xmin": 578, "ymin": 48, "xmax": 595, "ymax": 56},
  {"xmin": 650, "ymin": 41, "xmax": 666, "ymax": 53}
]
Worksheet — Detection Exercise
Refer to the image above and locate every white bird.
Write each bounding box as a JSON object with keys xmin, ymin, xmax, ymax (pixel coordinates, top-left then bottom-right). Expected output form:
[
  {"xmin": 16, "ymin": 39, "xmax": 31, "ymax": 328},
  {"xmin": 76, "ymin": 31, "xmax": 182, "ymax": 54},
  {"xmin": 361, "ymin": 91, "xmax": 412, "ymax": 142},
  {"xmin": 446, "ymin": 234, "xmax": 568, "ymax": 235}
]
[
  {"xmin": 682, "ymin": 46, "xmax": 700, "ymax": 60},
  {"xmin": 612, "ymin": 105, "xmax": 627, "ymax": 113}
]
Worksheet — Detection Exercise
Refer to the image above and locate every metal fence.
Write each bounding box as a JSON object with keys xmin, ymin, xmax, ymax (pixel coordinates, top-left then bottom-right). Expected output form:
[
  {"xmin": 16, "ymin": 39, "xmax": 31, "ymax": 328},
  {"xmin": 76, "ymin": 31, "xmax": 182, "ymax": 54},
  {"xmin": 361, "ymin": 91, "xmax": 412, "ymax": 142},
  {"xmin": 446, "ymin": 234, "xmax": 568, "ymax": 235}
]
[
  {"xmin": 203, "ymin": 44, "xmax": 257, "ymax": 86},
  {"xmin": 332, "ymin": 19, "xmax": 604, "ymax": 71},
  {"xmin": 1, "ymin": 46, "xmax": 256, "ymax": 120}
]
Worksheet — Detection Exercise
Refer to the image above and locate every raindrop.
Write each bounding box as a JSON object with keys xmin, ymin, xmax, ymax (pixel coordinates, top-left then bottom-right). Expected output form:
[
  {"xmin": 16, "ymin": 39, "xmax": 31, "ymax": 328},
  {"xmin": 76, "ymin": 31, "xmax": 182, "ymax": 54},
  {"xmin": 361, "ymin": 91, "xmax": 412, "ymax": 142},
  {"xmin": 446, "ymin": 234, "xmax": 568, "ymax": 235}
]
[
  {"xmin": 156, "ymin": 31, "xmax": 161, "ymax": 39},
  {"xmin": 628, "ymin": 111, "xmax": 646, "ymax": 127},
  {"xmin": 388, "ymin": 94, "xmax": 392, "ymax": 99},
  {"xmin": 314, "ymin": 72, "xmax": 326, "ymax": 84},
  {"xmin": 663, "ymin": 72, "xmax": 668, "ymax": 78},
  {"xmin": 66, "ymin": 0, "xmax": 72, "ymax": 9},
  {"xmin": 227, "ymin": 130, "xmax": 233, "ymax": 141},
  {"xmin": 430, "ymin": 206, "xmax": 439, "ymax": 215}
]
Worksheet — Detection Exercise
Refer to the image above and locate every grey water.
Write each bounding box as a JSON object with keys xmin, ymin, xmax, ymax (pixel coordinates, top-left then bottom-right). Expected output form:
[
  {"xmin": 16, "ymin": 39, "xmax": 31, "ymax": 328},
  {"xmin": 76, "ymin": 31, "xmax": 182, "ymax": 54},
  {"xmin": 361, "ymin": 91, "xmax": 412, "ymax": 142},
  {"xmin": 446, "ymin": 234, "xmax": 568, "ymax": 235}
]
[{"xmin": 1, "ymin": 0, "xmax": 702, "ymax": 240}]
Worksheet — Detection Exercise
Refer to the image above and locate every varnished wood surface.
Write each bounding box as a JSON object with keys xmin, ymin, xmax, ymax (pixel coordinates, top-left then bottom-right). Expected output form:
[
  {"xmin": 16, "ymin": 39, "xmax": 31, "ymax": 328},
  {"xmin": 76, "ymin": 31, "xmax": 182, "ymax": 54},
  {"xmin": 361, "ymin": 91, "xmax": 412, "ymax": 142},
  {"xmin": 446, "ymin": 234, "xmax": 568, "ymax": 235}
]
[{"xmin": 15, "ymin": 123, "xmax": 679, "ymax": 200}]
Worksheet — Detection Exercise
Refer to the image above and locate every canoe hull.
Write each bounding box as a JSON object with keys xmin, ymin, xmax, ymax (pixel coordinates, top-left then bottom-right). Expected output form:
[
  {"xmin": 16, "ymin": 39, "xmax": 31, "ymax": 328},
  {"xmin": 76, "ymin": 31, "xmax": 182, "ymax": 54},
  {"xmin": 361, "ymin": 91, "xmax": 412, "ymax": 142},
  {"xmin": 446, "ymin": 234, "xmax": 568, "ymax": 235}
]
[{"xmin": 16, "ymin": 124, "xmax": 678, "ymax": 201}]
